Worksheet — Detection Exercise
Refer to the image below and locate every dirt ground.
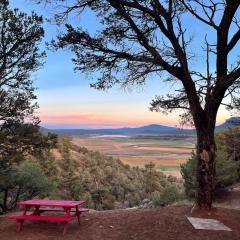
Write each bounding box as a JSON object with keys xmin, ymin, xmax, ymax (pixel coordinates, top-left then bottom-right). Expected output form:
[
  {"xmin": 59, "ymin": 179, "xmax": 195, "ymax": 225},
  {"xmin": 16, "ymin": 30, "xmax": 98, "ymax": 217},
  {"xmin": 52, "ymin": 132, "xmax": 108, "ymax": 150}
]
[
  {"xmin": 1, "ymin": 206, "xmax": 240, "ymax": 240},
  {"xmin": 216, "ymin": 183, "xmax": 240, "ymax": 210}
]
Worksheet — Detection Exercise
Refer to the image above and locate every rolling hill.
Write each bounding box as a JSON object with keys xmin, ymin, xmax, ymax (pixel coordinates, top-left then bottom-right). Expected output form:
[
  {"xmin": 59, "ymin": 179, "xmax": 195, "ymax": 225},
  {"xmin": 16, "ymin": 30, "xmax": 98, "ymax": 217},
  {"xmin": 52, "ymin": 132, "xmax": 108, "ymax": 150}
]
[
  {"xmin": 41, "ymin": 117, "xmax": 240, "ymax": 136},
  {"xmin": 47, "ymin": 124, "xmax": 195, "ymax": 135}
]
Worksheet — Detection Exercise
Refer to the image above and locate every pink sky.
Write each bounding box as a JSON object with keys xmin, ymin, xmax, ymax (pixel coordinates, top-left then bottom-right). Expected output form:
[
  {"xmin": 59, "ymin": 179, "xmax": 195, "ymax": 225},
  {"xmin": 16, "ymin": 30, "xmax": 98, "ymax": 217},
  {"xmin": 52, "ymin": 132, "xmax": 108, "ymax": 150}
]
[
  {"xmin": 40, "ymin": 110, "xmax": 230, "ymax": 129},
  {"xmin": 13, "ymin": 0, "xmax": 236, "ymax": 130},
  {"xmin": 37, "ymin": 87, "xmax": 231, "ymax": 129}
]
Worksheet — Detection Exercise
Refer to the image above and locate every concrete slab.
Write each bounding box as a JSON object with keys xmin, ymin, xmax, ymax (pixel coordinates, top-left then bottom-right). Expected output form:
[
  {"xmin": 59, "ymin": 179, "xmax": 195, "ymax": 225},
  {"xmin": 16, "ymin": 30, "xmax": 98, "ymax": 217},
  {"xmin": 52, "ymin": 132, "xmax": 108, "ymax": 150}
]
[{"xmin": 187, "ymin": 217, "xmax": 232, "ymax": 231}]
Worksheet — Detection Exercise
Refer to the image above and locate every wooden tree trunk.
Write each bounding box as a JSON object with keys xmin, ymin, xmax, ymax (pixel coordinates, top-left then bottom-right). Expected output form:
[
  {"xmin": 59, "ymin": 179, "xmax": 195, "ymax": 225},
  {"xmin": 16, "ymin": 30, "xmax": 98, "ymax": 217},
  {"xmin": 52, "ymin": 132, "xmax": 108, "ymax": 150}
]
[{"xmin": 195, "ymin": 127, "xmax": 216, "ymax": 209}]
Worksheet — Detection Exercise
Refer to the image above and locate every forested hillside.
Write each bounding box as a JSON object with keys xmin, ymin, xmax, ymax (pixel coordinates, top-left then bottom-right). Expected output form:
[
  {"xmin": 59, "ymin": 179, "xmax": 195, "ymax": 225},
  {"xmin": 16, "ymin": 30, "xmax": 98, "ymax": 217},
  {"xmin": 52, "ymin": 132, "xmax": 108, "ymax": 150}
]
[
  {"xmin": 0, "ymin": 126, "xmax": 183, "ymax": 213},
  {"xmin": 2, "ymin": 124, "xmax": 240, "ymax": 214}
]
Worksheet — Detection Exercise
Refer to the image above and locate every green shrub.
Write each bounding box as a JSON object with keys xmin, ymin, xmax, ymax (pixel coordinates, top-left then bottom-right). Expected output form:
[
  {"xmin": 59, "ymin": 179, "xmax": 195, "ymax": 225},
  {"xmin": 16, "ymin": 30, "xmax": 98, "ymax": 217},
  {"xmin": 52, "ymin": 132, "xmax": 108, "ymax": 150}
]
[
  {"xmin": 16, "ymin": 161, "xmax": 55, "ymax": 200},
  {"xmin": 152, "ymin": 185, "xmax": 184, "ymax": 207},
  {"xmin": 180, "ymin": 151, "xmax": 197, "ymax": 198},
  {"xmin": 181, "ymin": 149, "xmax": 240, "ymax": 198},
  {"xmin": 215, "ymin": 150, "xmax": 239, "ymax": 189}
]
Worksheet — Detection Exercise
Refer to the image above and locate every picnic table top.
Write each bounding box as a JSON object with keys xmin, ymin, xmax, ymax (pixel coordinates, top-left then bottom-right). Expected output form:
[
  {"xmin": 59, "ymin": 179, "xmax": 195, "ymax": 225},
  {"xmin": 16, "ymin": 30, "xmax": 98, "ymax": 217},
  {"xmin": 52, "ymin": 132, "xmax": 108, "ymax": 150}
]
[{"xmin": 17, "ymin": 200, "xmax": 85, "ymax": 207}]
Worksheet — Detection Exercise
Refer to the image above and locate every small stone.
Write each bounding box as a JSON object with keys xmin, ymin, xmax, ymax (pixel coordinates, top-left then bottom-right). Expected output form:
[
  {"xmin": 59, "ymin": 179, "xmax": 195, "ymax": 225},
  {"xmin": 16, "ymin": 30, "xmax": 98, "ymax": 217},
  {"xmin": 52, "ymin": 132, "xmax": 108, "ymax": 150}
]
[{"xmin": 142, "ymin": 198, "xmax": 150, "ymax": 204}]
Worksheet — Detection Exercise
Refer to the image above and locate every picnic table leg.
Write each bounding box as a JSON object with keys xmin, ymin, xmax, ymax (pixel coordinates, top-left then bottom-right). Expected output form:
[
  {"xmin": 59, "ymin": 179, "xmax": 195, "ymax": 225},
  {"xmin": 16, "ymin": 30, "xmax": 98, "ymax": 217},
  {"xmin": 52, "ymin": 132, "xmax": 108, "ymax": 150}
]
[
  {"xmin": 76, "ymin": 206, "xmax": 80, "ymax": 225},
  {"xmin": 17, "ymin": 219, "xmax": 24, "ymax": 232},
  {"xmin": 62, "ymin": 221, "xmax": 68, "ymax": 236},
  {"xmin": 16, "ymin": 205, "xmax": 29, "ymax": 232},
  {"xmin": 62, "ymin": 207, "xmax": 71, "ymax": 235},
  {"xmin": 32, "ymin": 206, "xmax": 40, "ymax": 216},
  {"xmin": 23, "ymin": 205, "xmax": 29, "ymax": 215}
]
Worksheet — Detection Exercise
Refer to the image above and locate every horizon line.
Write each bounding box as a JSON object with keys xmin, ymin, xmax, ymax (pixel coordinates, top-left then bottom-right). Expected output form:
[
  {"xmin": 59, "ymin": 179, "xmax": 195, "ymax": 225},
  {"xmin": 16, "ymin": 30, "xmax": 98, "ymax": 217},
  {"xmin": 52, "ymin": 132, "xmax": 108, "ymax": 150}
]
[
  {"xmin": 39, "ymin": 117, "xmax": 238, "ymax": 130},
  {"xmin": 40, "ymin": 123, "xmax": 193, "ymax": 130}
]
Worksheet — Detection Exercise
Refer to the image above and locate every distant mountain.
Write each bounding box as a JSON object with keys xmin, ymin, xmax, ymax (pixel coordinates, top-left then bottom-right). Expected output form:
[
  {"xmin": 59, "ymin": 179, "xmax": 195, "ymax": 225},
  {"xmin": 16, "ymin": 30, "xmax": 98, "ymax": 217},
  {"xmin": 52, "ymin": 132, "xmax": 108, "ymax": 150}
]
[
  {"xmin": 45, "ymin": 124, "xmax": 195, "ymax": 136},
  {"xmin": 41, "ymin": 117, "xmax": 240, "ymax": 136},
  {"xmin": 40, "ymin": 126, "xmax": 52, "ymax": 134},
  {"xmin": 215, "ymin": 117, "xmax": 240, "ymax": 131}
]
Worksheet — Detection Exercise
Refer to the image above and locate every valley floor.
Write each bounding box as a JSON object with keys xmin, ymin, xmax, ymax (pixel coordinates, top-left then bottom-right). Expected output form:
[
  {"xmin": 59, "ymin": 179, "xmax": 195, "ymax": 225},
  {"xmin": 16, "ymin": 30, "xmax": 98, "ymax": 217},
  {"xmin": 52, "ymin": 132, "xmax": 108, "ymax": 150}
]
[{"xmin": 1, "ymin": 206, "xmax": 240, "ymax": 240}]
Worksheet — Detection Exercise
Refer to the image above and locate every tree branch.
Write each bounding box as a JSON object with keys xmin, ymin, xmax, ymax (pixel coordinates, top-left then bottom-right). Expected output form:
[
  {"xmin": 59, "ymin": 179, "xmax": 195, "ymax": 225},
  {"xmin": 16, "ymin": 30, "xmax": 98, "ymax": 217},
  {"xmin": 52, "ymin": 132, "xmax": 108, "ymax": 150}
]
[
  {"xmin": 227, "ymin": 29, "xmax": 240, "ymax": 53},
  {"xmin": 181, "ymin": 0, "xmax": 219, "ymax": 30},
  {"xmin": 108, "ymin": 0, "xmax": 183, "ymax": 79}
]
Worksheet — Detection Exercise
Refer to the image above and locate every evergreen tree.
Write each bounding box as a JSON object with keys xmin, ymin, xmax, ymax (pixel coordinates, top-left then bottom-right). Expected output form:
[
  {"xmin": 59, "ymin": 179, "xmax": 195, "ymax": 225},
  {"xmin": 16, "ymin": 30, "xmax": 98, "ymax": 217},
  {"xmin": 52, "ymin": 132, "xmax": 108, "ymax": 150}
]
[
  {"xmin": 38, "ymin": 0, "xmax": 240, "ymax": 209},
  {"xmin": 59, "ymin": 139, "xmax": 82, "ymax": 199},
  {"xmin": 144, "ymin": 162, "xmax": 162, "ymax": 197},
  {"xmin": 0, "ymin": 123, "xmax": 58, "ymax": 213},
  {"xmin": 0, "ymin": 0, "xmax": 44, "ymax": 124},
  {"xmin": 0, "ymin": 0, "xmax": 45, "ymax": 212}
]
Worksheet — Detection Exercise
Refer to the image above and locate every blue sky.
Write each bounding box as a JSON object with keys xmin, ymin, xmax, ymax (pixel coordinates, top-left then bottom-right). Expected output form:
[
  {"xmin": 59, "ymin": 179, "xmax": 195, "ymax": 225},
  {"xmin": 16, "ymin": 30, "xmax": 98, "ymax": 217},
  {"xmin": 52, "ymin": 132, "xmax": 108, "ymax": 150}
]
[{"xmin": 11, "ymin": 0, "xmax": 232, "ymax": 129}]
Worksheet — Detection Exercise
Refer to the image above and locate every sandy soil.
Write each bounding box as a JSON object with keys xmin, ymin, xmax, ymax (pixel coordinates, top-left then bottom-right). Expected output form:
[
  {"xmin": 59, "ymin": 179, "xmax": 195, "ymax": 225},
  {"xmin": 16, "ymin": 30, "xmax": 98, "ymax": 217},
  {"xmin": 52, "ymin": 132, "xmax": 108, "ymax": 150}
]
[
  {"xmin": 1, "ymin": 206, "xmax": 240, "ymax": 240},
  {"xmin": 119, "ymin": 156, "xmax": 186, "ymax": 166}
]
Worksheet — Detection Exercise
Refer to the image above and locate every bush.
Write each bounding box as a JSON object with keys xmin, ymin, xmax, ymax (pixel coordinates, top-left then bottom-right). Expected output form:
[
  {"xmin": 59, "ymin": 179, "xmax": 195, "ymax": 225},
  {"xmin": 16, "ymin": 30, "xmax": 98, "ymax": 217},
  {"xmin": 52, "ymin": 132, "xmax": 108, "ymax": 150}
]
[
  {"xmin": 152, "ymin": 185, "xmax": 184, "ymax": 207},
  {"xmin": 16, "ymin": 161, "xmax": 55, "ymax": 200},
  {"xmin": 215, "ymin": 151, "xmax": 239, "ymax": 189},
  {"xmin": 180, "ymin": 151, "xmax": 197, "ymax": 198},
  {"xmin": 181, "ymin": 149, "xmax": 240, "ymax": 198}
]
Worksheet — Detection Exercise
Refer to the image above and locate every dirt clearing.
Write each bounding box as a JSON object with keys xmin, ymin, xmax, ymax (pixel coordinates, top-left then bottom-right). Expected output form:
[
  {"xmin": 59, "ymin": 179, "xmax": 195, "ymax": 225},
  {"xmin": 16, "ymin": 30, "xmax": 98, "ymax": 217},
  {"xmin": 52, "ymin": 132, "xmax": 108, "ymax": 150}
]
[{"xmin": 1, "ymin": 206, "xmax": 240, "ymax": 240}]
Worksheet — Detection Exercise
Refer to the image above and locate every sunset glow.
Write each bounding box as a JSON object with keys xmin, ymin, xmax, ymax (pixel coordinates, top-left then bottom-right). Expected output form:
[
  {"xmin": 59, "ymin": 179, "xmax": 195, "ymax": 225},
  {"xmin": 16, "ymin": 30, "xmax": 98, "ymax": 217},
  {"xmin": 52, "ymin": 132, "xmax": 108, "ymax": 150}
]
[
  {"xmin": 39, "ymin": 109, "xmax": 230, "ymax": 129},
  {"xmin": 12, "ymin": 0, "xmax": 233, "ymax": 130}
]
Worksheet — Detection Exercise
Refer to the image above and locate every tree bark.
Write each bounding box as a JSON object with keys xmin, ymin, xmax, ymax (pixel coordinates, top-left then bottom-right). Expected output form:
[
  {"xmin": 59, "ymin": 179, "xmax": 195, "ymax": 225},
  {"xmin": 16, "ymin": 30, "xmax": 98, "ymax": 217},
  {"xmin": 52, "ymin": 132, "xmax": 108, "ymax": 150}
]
[{"xmin": 195, "ymin": 125, "xmax": 216, "ymax": 209}]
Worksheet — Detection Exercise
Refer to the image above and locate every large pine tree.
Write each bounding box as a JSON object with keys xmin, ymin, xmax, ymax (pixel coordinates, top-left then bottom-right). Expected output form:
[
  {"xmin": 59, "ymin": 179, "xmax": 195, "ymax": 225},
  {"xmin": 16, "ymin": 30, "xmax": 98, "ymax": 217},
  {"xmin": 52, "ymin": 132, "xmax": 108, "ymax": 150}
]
[
  {"xmin": 0, "ymin": 0, "xmax": 45, "ymax": 213},
  {"xmin": 37, "ymin": 0, "xmax": 240, "ymax": 210}
]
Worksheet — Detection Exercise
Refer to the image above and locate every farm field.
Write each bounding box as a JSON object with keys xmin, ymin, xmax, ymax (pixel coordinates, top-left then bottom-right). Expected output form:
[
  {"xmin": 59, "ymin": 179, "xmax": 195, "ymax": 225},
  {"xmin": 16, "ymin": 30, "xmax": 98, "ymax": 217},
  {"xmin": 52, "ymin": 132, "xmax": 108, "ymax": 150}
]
[{"xmin": 72, "ymin": 134, "xmax": 196, "ymax": 177}]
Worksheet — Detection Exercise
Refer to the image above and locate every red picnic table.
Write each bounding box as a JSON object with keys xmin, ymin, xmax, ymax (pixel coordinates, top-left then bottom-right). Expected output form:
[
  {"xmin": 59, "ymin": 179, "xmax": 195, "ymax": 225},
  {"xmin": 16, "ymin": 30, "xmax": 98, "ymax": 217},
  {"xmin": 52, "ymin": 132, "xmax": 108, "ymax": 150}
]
[{"xmin": 9, "ymin": 199, "xmax": 89, "ymax": 235}]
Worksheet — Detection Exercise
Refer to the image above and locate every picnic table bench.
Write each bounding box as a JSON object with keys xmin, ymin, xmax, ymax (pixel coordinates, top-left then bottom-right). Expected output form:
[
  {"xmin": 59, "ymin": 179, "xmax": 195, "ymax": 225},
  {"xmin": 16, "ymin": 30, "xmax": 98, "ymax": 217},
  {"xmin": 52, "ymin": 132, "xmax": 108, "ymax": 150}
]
[{"xmin": 8, "ymin": 200, "xmax": 89, "ymax": 235}]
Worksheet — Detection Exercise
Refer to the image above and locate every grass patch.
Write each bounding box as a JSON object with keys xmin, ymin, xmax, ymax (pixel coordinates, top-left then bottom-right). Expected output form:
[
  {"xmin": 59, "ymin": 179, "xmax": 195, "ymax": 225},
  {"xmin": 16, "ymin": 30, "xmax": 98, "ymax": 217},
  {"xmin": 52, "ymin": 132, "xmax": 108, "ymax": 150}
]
[{"xmin": 158, "ymin": 165, "xmax": 181, "ymax": 171}]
